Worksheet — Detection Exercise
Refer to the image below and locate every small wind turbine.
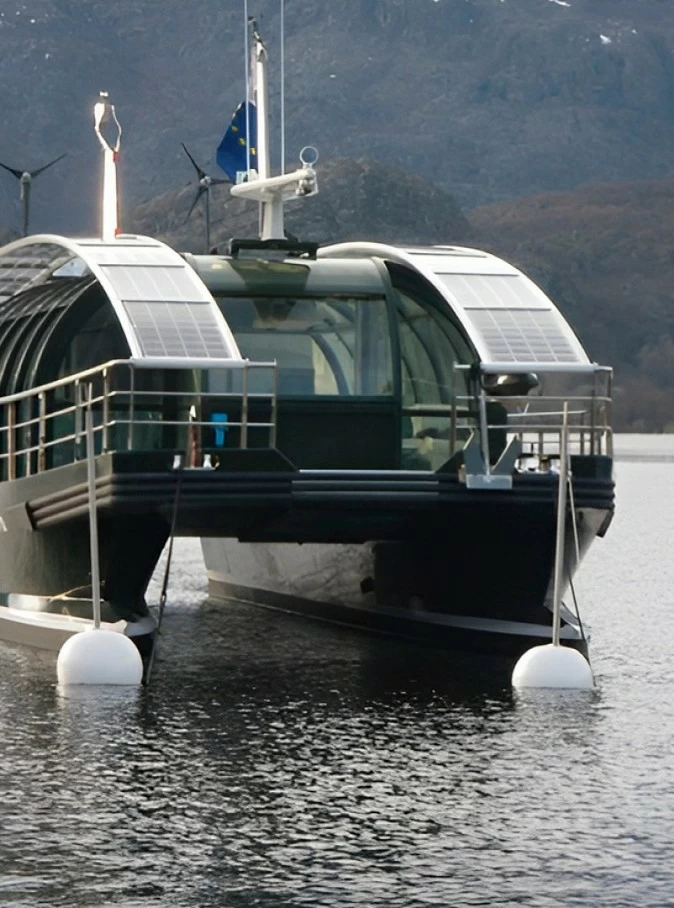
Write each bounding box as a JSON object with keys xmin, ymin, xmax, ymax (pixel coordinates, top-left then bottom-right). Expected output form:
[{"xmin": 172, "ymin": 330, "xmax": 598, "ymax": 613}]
[
  {"xmin": 182, "ymin": 143, "xmax": 230, "ymax": 252},
  {"xmin": 0, "ymin": 153, "xmax": 67, "ymax": 237}
]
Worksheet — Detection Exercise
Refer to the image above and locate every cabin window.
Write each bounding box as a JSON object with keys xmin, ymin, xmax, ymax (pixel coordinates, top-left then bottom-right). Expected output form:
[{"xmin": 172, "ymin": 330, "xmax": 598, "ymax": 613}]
[
  {"xmin": 215, "ymin": 295, "xmax": 394, "ymax": 397},
  {"xmin": 54, "ymin": 303, "xmax": 127, "ymax": 382},
  {"xmin": 389, "ymin": 266, "xmax": 474, "ymax": 471}
]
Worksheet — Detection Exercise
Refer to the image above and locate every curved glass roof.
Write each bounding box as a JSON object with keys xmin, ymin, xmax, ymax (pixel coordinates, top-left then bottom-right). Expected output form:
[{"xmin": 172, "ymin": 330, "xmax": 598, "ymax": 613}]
[
  {"xmin": 319, "ymin": 242, "xmax": 590, "ymax": 367},
  {"xmin": 0, "ymin": 234, "xmax": 241, "ymax": 362}
]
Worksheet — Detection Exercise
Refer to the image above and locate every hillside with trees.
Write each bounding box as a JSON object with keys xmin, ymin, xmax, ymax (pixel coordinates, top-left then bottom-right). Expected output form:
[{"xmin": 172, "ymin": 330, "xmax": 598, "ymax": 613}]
[{"xmin": 2, "ymin": 0, "xmax": 674, "ymax": 429}]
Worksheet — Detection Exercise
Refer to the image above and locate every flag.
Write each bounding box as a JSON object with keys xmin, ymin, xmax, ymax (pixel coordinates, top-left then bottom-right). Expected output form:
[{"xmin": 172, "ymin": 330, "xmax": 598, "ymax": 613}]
[{"xmin": 216, "ymin": 101, "xmax": 257, "ymax": 183}]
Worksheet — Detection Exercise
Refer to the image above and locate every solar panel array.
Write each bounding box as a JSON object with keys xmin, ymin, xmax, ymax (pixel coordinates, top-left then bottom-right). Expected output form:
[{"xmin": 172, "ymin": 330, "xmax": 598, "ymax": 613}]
[
  {"xmin": 0, "ymin": 243, "xmax": 74, "ymax": 304},
  {"xmin": 409, "ymin": 254, "xmax": 589, "ymax": 365},
  {"xmin": 0, "ymin": 235, "xmax": 239, "ymax": 361}
]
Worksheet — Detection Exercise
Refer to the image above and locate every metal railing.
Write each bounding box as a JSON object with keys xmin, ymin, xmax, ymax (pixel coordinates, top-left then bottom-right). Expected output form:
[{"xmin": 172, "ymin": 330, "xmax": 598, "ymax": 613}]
[
  {"xmin": 452, "ymin": 362, "xmax": 613, "ymax": 469},
  {"xmin": 0, "ymin": 357, "xmax": 278, "ymax": 481},
  {"xmin": 402, "ymin": 363, "xmax": 613, "ymax": 475}
]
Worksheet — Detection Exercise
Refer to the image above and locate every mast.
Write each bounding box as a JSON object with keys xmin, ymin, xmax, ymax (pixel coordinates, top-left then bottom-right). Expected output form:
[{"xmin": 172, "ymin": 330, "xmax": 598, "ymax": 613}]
[
  {"xmin": 93, "ymin": 92, "xmax": 122, "ymax": 241},
  {"xmin": 229, "ymin": 22, "xmax": 318, "ymax": 240}
]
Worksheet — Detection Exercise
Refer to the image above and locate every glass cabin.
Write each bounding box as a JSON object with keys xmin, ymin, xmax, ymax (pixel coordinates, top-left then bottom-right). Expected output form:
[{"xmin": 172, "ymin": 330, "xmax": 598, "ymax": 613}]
[{"xmin": 189, "ymin": 254, "xmax": 478, "ymax": 472}]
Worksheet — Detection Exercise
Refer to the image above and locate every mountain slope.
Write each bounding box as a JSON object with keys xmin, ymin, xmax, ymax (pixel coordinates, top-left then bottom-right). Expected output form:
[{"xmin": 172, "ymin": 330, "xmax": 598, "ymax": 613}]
[
  {"xmin": 127, "ymin": 156, "xmax": 472, "ymax": 250},
  {"xmin": 3, "ymin": 0, "xmax": 674, "ymax": 234},
  {"xmin": 470, "ymin": 176, "xmax": 674, "ymax": 430}
]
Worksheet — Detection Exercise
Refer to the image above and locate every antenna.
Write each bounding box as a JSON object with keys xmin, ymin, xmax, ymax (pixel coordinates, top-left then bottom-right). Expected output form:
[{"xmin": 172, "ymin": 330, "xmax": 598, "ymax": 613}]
[
  {"xmin": 280, "ymin": 0, "xmax": 285, "ymax": 175},
  {"xmin": 93, "ymin": 91, "xmax": 122, "ymax": 241},
  {"xmin": 0, "ymin": 153, "xmax": 67, "ymax": 237},
  {"xmin": 229, "ymin": 21, "xmax": 318, "ymax": 240},
  {"xmin": 181, "ymin": 143, "xmax": 230, "ymax": 252}
]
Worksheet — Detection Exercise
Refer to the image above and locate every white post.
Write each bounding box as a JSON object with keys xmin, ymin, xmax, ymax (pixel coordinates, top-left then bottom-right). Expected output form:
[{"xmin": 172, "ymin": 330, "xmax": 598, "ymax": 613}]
[
  {"xmin": 551, "ymin": 401, "xmax": 570, "ymax": 647},
  {"xmin": 93, "ymin": 92, "xmax": 122, "ymax": 242},
  {"xmin": 254, "ymin": 32, "xmax": 285, "ymax": 239},
  {"xmin": 85, "ymin": 387, "xmax": 102, "ymax": 629}
]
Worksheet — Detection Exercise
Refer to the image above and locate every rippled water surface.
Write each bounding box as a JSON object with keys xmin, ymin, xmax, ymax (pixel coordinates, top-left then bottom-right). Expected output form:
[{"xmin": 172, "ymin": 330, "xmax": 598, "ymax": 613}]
[{"xmin": 1, "ymin": 437, "xmax": 673, "ymax": 907}]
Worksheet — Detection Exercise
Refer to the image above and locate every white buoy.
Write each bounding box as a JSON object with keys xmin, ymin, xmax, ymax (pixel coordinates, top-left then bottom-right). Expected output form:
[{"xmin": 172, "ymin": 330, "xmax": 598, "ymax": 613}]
[
  {"xmin": 512, "ymin": 643, "xmax": 594, "ymax": 689},
  {"xmin": 57, "ymin": 627, "xmax": 143, "ymax": 685},
  {"xmin": 56, "ymin": 385, "xmax": 143, "ymax": 686},
  {"xmin": 512, "ymin": 402, "xmax": 594, "ymax": 690}
]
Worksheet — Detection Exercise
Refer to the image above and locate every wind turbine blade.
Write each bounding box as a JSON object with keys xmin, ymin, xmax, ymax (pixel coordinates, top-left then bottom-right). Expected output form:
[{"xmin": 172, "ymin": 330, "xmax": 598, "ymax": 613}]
[
  {"xmin": 210, "ymin": 178, "xmax": 231, "ymax": 185},
  {"xmin": 0, "ymin": 161, "xmax": 23, "ymax": 180},
  {"xmin": 181, "ymin": 143, "xmax": 206, "ymax": 180},
  {"xmin": 185, "ymin": 186, "xmax": 206, "ymax": 222},
  {"xmin": 30, "ymin": 152, "xmax": 67, "ymax": 179}
]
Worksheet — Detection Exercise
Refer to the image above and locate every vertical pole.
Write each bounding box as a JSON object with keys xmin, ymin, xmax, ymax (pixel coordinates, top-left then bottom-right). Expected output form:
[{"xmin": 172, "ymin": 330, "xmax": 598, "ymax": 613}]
[
  {"xmin": 205, "ymin": 188, "xmax": 211, "ymax": 253},
  {"xmin": 450, "ymin": 392, "xmax": 457, "ymax": 458},
  {"xmin": 270, "ymin": 362, "xmax": 278, "ymax": 448},
  {"xmin": 478, "ymin": 384, "xmax": 491, "ymax": 475},
  {"xmin": 551, "ymin": 401, "xmax": 570, "ymax": 648},
  {"xmin": 85, "ymin": 385, "xmax": 102, "ymax": 629},
  {"xmin": 38, "ymin": 391, "xmax": 47, "ymax": 472},
  {"xmin": 74, "ymin": 378, "xmax": 82, "ymax": 460},
  {"xmin": 280, "ymin": 0, "xmax": 286, "ymax": 175},
  {"xmin": 244, "ymin": 0, "xmax": 251, "ymax": 176},
  {"xmin": 7, "ymin": 402, "xmax": 16, "ymax": 481},
  {"xmin": 241, "ymin": 364, "xmax": 249, "ymax": 449},
  {"xmin": 102, "ymin": 367, "xmax": 110, "ymax": 453},
  {"xmin": 127, "ymin": 364, "xmax": 135, "ymax": 450},
  {"xmin": 93, "ymin": 93, "xmax": 122, "ymax": 242}
]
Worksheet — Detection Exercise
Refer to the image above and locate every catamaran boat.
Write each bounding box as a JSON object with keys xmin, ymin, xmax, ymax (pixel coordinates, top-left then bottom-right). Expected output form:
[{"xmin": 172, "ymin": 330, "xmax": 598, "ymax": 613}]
[{"xmin": 0, "ymin": 28, "xmax": 614, "ymax": 662}]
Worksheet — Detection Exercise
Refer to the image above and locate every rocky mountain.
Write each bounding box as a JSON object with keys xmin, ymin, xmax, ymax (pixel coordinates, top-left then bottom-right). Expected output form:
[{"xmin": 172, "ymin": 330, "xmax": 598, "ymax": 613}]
[
  {"xmin": 127, "ymin": 157, "xmax": 472, "ymax": 250},
  {"xmin": 131, "ymin": 161, "xmax": 674, "ymax": 431},
  {"xmin": 471, "ymin": 176, "xmax": 674, "ymax": 430},
  {"xmin": 3, "ymin": 0, "xmax": 674, "ymax": 234},
  {"xmin": 3, "ymin": 0, "xmax": 674, "ymax": 429}
]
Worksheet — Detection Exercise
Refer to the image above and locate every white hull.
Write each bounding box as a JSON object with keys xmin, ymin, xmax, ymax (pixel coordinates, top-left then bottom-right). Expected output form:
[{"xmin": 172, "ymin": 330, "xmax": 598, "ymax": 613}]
[{"xmin": 0, "ymin": 605, "xmax": 155, "ymax": 652}]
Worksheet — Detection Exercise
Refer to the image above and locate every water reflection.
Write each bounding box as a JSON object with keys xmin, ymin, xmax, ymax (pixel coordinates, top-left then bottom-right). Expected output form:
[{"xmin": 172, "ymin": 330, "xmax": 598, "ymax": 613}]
[{"xmin": 1, "ymin": 463, "xmax": 673, "ymax": 908}]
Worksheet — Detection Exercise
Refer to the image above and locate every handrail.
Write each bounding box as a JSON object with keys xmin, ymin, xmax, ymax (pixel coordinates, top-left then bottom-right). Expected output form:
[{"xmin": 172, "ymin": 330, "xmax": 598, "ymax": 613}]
[
  {"xmin": 0, "ymin": 357, "xmax": 276, "ymax": 407},
  {"xmin": 441, "ymin": 361, "xmax": 614, "ymax": 468},
  {"xmin": 0, "ymin": 357, "xmax": 278, "ymax": 481}
]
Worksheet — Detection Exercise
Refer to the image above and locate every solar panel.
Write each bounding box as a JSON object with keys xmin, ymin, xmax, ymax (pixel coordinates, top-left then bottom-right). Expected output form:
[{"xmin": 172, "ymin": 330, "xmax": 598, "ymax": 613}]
[
  {"xmin": 123, "ymin": 300, "xmax": 232, "ymax": 358},
  {"xmin": 0, "ymin": 235, "xmax": 240, "ymax": 361},
  {"xmin": 468, "ymin": 309, "xmax": 581, "ymax": 363}
]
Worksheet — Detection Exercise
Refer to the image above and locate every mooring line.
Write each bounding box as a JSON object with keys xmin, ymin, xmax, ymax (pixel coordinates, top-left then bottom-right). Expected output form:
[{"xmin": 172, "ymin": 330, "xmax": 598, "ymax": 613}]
[{"xmin": 144, "ymin": 462, "xmax": 184, "ymax": 686}]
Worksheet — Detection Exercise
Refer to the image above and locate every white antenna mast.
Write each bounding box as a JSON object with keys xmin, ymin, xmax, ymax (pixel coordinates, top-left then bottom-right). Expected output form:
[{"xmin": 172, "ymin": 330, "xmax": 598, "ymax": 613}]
[
  {"xmin": 244, "ymin": 0, "xmax": 252, "ymax": 176},
  {"xmin": 280, "ymin": 0, "xmax": 285, "ymax": 175},
  {"xmin": 230, "ymin": 14, "xmax": 318, "ymax": 240},
  {"xmin": 93, "ymin": 91, "xmax": 122, "ymax": 241}
]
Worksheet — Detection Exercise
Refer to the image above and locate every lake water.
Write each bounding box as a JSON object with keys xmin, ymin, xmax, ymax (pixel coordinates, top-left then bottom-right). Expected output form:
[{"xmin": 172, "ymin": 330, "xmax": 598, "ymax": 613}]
[{"xmin": 1, "ymin": 436, "xmax": 673, "ymax": 907}]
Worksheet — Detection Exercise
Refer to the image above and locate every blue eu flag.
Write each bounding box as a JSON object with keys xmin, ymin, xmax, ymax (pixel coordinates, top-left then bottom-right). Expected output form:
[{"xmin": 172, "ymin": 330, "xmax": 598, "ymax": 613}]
[{"xmin": 216, "ymin": 101, "xmax": 257, "ymax": 182}]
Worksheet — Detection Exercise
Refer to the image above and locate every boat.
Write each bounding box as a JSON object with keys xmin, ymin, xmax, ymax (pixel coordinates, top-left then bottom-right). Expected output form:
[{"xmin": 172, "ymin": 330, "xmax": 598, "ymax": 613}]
[{"xmin": 0, "ymin": 22, "xmax": 614, "ymax": 664}]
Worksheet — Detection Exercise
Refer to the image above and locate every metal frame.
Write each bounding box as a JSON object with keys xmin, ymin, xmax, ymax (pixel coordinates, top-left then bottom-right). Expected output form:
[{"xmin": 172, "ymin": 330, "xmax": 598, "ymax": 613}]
[
  {"xmin": 0, "ymin": 357, "xmax": 278, "ymax": 480},
  {"xmin": 0, "ymin": 234, "xmax": 241, "ymax": 361}
]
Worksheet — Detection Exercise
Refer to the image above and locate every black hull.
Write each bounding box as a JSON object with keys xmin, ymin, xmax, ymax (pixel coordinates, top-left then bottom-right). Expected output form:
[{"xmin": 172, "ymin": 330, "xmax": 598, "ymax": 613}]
[
  {"xmin": 207, "ymin": 576, "xmax": 590, "ymax": 661},
  {"xmin": 0, "ymin": 449, "xmax": 613, "ymax": 657},
  {"xmin": 202, "ymin": 497, "xmax": 604, "ymax": 662}
]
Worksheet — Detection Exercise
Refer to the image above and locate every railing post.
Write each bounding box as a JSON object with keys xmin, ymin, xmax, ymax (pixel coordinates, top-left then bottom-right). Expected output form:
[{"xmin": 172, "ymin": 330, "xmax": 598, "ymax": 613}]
[
  {"xmin": 102, "ymin": 366, "xmax": 110, "ymax": 453},
  {"xmin": 590, "ymin": 375, "xmax": 597, "ymax": 456},
  {"xmin": 38, "ymin": 391, "xmax": 47, "ymax": 472},
  {"xmin": 241, "ymin": 363, "xmax": 249, "ymax": 449},
  {"xmin": 270, "ymin": 362, "xmax": 278, "ymax": 448},
  {"xmin": 127, "ymin": 363, "xmax": 135, "ymax": 451},
  {"xmin": 7, "ymin": 402, "xmax": 16, "ymax": 481},
  {"xmin": 478, "ymin": 384, "xmax": 490, "ymax": 474},
  {"xmin": 450, "ymin": 392, "xmax": 457, "ymax": 457},
  {"xmin": 74, "ymin": 379, "xmax": 83, "ymax": 460}
]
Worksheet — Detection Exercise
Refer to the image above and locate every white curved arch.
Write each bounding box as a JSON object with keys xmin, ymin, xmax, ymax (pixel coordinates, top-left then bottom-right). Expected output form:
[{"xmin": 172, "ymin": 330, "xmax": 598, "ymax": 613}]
[
  {"xmin": 319, "ymin": 242, "xmax": 590, "ymax": 367},
  {"xmin": 0, "ymin": 233, "xmax": 241, "ymax": 360}
]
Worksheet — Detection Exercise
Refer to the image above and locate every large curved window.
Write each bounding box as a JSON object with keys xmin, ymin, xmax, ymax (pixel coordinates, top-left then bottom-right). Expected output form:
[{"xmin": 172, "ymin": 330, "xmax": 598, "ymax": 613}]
[
  {"xmin": 389, "ymin": 265, "xmax": 475, "ymax": 470},
  {"xmin": 215, "ymin": 295, "xmax": 394, "ymax": 397}
]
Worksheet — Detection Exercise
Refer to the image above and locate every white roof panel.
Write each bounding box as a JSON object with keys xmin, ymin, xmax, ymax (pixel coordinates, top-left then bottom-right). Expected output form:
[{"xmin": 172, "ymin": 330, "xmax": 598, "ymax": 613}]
[
  {"xmin": 319, "ymin": 242, "xmax": 590, "ymax": 367},
  {"xmin": 0, "ymin": 234, "xmax": 241, "ymax": 361}
]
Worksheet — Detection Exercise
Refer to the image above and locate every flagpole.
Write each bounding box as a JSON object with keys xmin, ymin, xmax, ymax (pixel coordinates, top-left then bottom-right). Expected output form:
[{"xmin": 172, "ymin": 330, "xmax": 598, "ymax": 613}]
[
  {"xmin": 244, "ymin": 0, "xmax": 251, "ymax": 176},
  {"xmin": 280, "ymin": 0, "xmax": 285, "ymax": 175}
]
